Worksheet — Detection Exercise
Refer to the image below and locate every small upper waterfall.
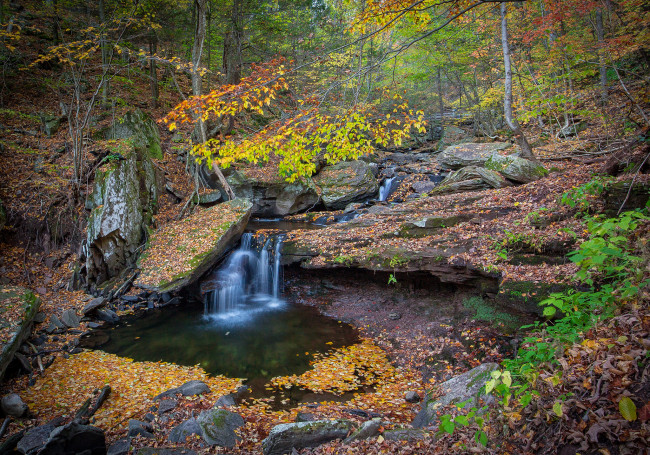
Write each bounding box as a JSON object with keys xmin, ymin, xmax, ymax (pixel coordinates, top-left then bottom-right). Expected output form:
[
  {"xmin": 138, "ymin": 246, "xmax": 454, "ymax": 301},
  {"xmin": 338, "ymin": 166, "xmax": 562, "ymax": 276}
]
[
  {"xmin": 202, "ymin": 233, "xmax": 284, "ymax": 318},
  {"xmin": 378, "ymin": 177, "xmax": 397, "ymax": 202}
]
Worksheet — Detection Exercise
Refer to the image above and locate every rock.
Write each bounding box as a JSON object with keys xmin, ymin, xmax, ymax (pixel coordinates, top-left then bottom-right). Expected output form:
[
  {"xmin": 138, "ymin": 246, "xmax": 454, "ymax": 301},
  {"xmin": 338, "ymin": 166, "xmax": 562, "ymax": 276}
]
[
  {"xmin": 343, "ymin": 202, "xmax": 364, "ymax": 214},
  {"xmin": 128, "ymin": 420, "xmax": 154, "ymax": 438},
  {"xmin": 95, "ymin": 309, "xmax": 119, "ymax": 324},
  {"xmin": 383, "ymin": 428, "xmax": 427, "ymax": 441},
  {"xmin": 107, "ymin": 438, "xmax": 130, "ymax": 455},
  {"xmin": 225, "ymin": 168, "xmax": 319, "ymax": 217},
  {"xmin": 17, "ymin": 421, "xmax": 58, "ymax": 455},
  {"xmin": 105, "ymin": 109, "xmax": 163, "ymax": 159},
  {"xmin": 295, "ymin": 412, "xmax": 316, "ymax": 422},
  {"xmin": 39, "ymin": 421, "xmax": 106, "ymax": 455},
  {"xmin": 82, "ymin": 297, "xmax": 107, "ymax": 315},
  {"xmin": 412, "ymin": 363, "xmax": 498, "ymax": 428},
  {"xmin": 411, "ymin": 181, "xmax": 437, "ymax": 194},
  {"xmin": 484, "ymin": 154, "xmax": 547, "ymax": 183},
  {"xmin": 214, "ymin": 394, "xmax": 236, "ymax": 408},
  {"xmin": 196, "ymin": 409, "xmax": 245, "ymax": 447},
  {"xmin": 405, "ymin": 391, "xmax": 421, "ymax": 403},
  {"xmin": 191, "ymin": 190, "xmax": 222, "ymax": 205},
  {"xmin": 50, "ymin": 315, "xmax": 66, "ymax": 330},
  {"xmin": 60, "ymin": 309, "xmax": 80, "ymax": 328},
  {"xmin": 262, "ymin": 420, "xmax": 355, "ymax": 455},
  {"xmin": 135, "ymin": 199, "xmax": 252, "ymax": 293},
  {"xmin": 438, "ymin": 143, "xmax": 509, "ymax": 169},
  {"xmin": 437, "ymin": 125, "xmax": 471, "ymax": 150},
  {"xmin": 314, "ymin": 161, "xmax": 379, "ymax": 210},
  {"xmin": 137, "ymin": 449, "xmax": 198, "ymax": 455},
  {"xmin": 0, "ymin": 287, "xmax": 41, "ymax": 382},
  {"xmin": 85, "ymin": 146, "xmax": 163, "ymax": 287},
  {"xmin": 388, "ymin": 312, "xmax": 401, "ymax": 320},
  {"xmin": 154, "ymin": 380, "xmax": 210, "ymax": 400},
  {"xmin": 168, "ymin": 418, "xmax": 202, "ymax": 444},
  {"xmin": 343, "ymin": 418, "xmax": 382, "ymax": 443},
  {"xmin": 433, "ymin": 166, "xmax": 510, "ymax": 194},
  {"xmin": 157, "ymin": 399, "xmax": 178, "ymax": 414},
  {"xmin": 40, "ymin": 114, "xmax": 62, "ymax": 138},
  {"xmin": 1, "ymin": 393, "xmax": 28, "ymax": 417}
]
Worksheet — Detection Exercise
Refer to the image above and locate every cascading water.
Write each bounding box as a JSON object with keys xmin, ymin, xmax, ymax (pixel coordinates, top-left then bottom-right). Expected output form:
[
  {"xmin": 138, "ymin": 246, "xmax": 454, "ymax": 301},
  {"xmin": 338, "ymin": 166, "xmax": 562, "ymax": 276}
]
[
  {"xmin": 202, "ymin": 232, "xmax": 285, "ymax": 318},
  {"xmin": 378, "ymin": 177, "xmax": 397, "ymax": 202}
]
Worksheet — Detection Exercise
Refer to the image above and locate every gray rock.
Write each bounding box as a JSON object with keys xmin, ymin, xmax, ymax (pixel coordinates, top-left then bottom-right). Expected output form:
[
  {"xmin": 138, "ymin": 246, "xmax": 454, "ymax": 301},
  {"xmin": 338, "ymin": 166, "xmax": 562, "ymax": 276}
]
[
  {"xmin": 128, "ymin": 419, "xmax": 154, "ymax": 438},
  {"xmin": 85, "ymin": 146, "xmax": 163, "ymax": 287},
  {"xmin": 411, "ymin": 181, "xmax": 437, "ymax": 194},
  {"xmin": 388, "ymin": 312, "xmax": 401, "ymax": 320},
  {"xmin": 107, "ymin": 438, "xmax": 130, "ymax": 455},
  {"xmin": 433, "ymin": 166, "xmax": 510, "ymax": 194},
  {"xmin": 196, "ymin": 409, "xmax": 244, "ymax": 447},
  {"xmin": 95, "ymin": 309, "xmax": 119, "ymax": 324},
  {"xmin": 344, "ymin": 418, "xmax": 382, "ymax": 443},
  {"xmin": 82, "ymin": 297, "xmax": 107, "ymax": 315},
  {"xmin": 314, "ymin": 161, "xmax": 379, "ymax": 210},
  {"xmin": 262, "ymin": 420, "xmax": 354, "ymax": 455},
  {"xmin": 168, "ymin": 418, "xmax": 202, "ymax": 444},
  {"xmin": 137, "ymin": 449, "xmax": 198, "ymax": 455},
  {"xmin": 50, "ymin": 314, "xmax": 66, "ymax": 330},
  {"xmin": 40, "ymin": 421, "xmax": 106, "ymax": 455},
  {"xmin": 405, "ymin": 391, "xmax": 421, "ymax": 403},
  {"xmin": 40, "ymin": 114, "xmax": 62, "ymax": 138},
  {"xmin": 191, "ymin": 190, "xmax": 222, "ymax": 205},
  {"xmin": 105, "ymin": 109, "xmax": 163, "ymax": 159},
  {"xmin": 17, "ymin": 422, "xmax": 57, "ymax": 455},
  {"xmin": 226, "ymin": 169, "xmax": 319, "ymax": 217},
  {"xmin": 295, "ymin": 412, "xmax": 316, "ymax": 422},
  {"xmin": 484, "ymin": 154, "xmax": 548, "ymax": 183},
  {"xmin": 214, "ymin": 394, "xmax": 236, "ymax": 408},
  {"xmin": 2, "ymin": 393, "xmax": 28, "ymax": 417},
  {"xmin": 383, "ymin": 428, "xmax": 427, "ymax": 441},
  {"xmin": 438, "ymin": 143, "xmax": 509, "ymax": 169},
  {"xmin": 60, "ymin": 309, "xmax": 80, "ymax": 328},
  {"xmin": 438, "ymin": 125, "xmax": 471, "ymax": 150},
  {"xmin": 412, "ymin": 362, "xmax": 498, "ymax": 428},
  {"xmin": 155, "ymin": 380, "xmax": 210, "ymax": 400},
  {"xmin": 157, "ymin": 399, "xmax": 178, "ymax": 414}
]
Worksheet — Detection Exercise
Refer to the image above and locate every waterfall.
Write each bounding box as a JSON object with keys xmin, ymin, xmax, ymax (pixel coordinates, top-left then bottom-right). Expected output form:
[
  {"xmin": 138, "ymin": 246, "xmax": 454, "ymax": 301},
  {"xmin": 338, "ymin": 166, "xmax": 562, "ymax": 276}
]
[
  {"xmin": 378, "ymin": 177, "xmax": 397, "ymax": 202},
  {"xmin": 203, "ymin": 233, "xmax": 285, "ymax": 317}
]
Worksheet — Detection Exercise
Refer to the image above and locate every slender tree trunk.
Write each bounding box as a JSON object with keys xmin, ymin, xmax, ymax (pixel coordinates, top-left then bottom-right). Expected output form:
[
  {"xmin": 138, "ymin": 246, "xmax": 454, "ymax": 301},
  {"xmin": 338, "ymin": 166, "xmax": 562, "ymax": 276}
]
[
  {"xmin": 193, "ymin": 0, "xmax": 234, "ymax": 199},
  {"xmin": 595, "ymin": 9, "xmax": 607, "ymax": 104},
  {"xmin": 98, "ymin": 0, "xmax": 109, "ymax": 105},
  {"xmin": 221, "ymin": 0, "xmax": 243, "ymax": 136},
  {"xmin": 437, "ymin": 67, "xmax": 444, "ymax": 121},
  {"xmin": 149, "ymin": 33, "xmax": 158, "ymax": 108},
  {"xmin": 500, "ymin": 2, "xmax": 535, "ymax": 160}
]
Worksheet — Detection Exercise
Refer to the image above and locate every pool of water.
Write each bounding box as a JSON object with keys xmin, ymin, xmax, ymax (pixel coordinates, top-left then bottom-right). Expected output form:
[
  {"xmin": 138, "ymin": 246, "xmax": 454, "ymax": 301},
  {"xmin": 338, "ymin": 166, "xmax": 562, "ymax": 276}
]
[{"xmin": 80, "ymin": 298, "xmax": 359, "ymax": 382}]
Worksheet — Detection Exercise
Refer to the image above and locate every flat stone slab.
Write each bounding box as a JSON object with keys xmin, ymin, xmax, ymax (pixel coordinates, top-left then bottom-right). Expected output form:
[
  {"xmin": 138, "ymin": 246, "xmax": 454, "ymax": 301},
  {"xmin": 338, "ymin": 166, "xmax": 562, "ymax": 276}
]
[
  {"xmin": 135, "ymin": 199, "xmax": 252, "ymax": 293},
  {"xmin": 262, "ymin": 420, "xmax": 354, "ymax": 455}
]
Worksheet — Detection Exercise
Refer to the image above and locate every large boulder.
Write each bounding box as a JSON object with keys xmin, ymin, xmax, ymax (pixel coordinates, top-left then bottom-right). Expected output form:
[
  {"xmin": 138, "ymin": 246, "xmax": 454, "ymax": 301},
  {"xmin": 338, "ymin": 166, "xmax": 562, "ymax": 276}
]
[
  {"xmin": 105, "ymin": 109, "xmax": 163, "ymax": 159},
  {"xmin": 85, "ymin": 147, "xmax": 163, "ymax": 286},
  {"xmin": 433, "ymin": 166, "xmax": 511, "ymax": 194},
  {"xmin": 196, "ymin": 409, "xmax": 245, "ymax": 447},
  {"xmin": 39, "ymin": 422, "xmax": 106, "ymax": 455},
  {"xmin": 484, "ymin": 154, "xmax": 547, "ymax": 183},
  {"xmin": 313, "ymin": 161, "xmax": 379, "ymax": 209},
  {"xmin": 437, "ymin": 143, "xmax": 509, "ymax": 169},
  {"xmin": 262, "ymin": 420, "xmax": 355, "ymax": 455},
  {"xmin": 412, "ymin": 363, "xmax": 498, "ymax": 428},
  {"xmin": 0, "ymin": 286, "xmax": 40, "ymax": 381},
  {"xmin": 225, "ymin": 168, "xmax": 319, "ymax": 217},
  {"xmin": 134, "ymin": 198, "xmax": 252, "ymax": 293}
]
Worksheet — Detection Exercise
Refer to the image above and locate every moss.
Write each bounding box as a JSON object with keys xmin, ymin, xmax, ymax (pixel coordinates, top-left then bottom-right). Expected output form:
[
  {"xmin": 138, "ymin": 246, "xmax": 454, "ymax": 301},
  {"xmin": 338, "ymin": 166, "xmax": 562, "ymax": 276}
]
[{"xmin": 464, "ymin": 296, "xmax": 523, "ymax": 331}]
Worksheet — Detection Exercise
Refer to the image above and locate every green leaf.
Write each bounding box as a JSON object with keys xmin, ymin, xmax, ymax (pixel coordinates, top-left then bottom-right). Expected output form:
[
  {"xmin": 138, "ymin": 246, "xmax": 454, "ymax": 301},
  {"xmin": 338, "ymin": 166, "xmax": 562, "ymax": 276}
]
[
  {"xmin": 543, "ymin": 307, "xmax": 557, "ymax": 317},
  {"xmin": 553, "ymin": 401, "xmax": 563, "ymax": 417},
  {"xmin": 454, "ymin": 415, "xmax": 469, "ymax": 426},
  {"xmin": 485, "ymin": 379, "xmax": 496, "ymax": 394},
  {"xmin": 441, "ymin": 420, "xmax": 455, "ymax": 434},
  {"xmin": 619, "ymin": 397, "xmax": 637, "ymax": 421},
  {"xmin": 476, "ymin": 430, "xmax": 488, "ymax": 446}
]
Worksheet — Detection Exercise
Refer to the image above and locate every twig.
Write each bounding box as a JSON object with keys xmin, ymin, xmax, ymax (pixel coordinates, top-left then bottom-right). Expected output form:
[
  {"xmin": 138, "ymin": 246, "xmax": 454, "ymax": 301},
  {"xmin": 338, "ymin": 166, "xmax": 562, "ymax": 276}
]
[
  {"xmin": 0, "ymin": 417, "xmax": 11, "ymax": 439},
  {"xmin": 617, "ymin": 151, "xmax": 650, "ymax": 216}
]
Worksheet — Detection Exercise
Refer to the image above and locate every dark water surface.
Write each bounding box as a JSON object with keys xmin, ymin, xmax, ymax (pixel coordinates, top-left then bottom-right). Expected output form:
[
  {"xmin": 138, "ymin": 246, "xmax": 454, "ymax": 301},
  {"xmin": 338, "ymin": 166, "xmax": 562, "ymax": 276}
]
[{"xmin": 80, "ymin": 299, "xmax": 359, "ymax": 381}]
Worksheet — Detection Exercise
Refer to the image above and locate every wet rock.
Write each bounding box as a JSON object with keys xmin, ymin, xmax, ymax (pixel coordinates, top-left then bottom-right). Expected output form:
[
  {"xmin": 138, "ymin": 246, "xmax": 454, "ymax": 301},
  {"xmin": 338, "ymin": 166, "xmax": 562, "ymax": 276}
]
[
  {"xmin": 128, "ymin": 420, "xmax": 154, "ymax": 438},
  {"xmin": 196, "ymin": 409, "xmax": 245, "ymax": 447},
  {"xmin": 343, "ymin": 418, "xmax": 382, "ymax": 443},
  {"xmin": 168, "ymin": 418, "xmax": 202, "ymax": 444},
  {"xmin": 262, "ymin": 420, "xmax": 354, "ymax": 455},
  {"xmin": 39, "ymin": 421, "xmax": 106, "ymax": 455},
  {"xmin": 314, "ymin": 161, "xmax": 379, "ymax": 210},
  {"xmin": 405, "ymin": 391, "xmax": 421, "ymax": 403},
  {"xmin": 412, "ymin": 362, "xmax": 498, "ymax": 428},
  {"xmin": 438, "ymin": 142, "xmax": 509, "ymax": 169},
  {"xmin": 1, "ymin": 393, "xmax": 28, "ymax": 417},
  {"xmin": 107, "ymin": 438, "xmax": 130, "ymax": 455},
  {"xmin": 60, "ymin": 309, "xmax": 80, "ymax": 328},
  {"xmin": 82, "ymin": 297, "xmax": 107, "ymax": 315},
  {"xmin": 411, "ymin": 181, "xmax": 437, "ymax": 194},
  {"xmin": 95, "ymin": 309, "xmax": 119, "ymax": 324},
  {"xmin": 155, "ymin": 380, "xmax": 210, "ymax": 400}
]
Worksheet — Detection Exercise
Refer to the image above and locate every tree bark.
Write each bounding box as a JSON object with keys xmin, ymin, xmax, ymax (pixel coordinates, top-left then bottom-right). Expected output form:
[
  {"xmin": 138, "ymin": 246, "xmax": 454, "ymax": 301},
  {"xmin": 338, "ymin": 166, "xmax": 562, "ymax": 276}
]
[
  {"xmin": 222, "ymin": 0, "xmax": 243, "ymax": 86},
  {"xmin": 500, "ymin": 2, "xmax": 535, "ymax": 160},
  {"xmin": 149, "ymin": 33, "xmax": 159, "ymax": 108},
  {"xmin": 98, "ymin": 0, "xmax": 109, "ymax": 105},
  {"xmin": 193, "ymin": 0, "xmax": 234, "ymax": 199},
  {"xmin": 595, "ymin": 8, "xmax": 607, "ymax": 104}
]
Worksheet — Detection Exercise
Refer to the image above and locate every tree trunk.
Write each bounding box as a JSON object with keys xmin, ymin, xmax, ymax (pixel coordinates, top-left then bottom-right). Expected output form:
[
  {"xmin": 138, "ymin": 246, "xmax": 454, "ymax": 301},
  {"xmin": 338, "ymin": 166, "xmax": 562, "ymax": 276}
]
[
  {"xmin": 500, "ymin": 2, "xmax": 535, "ymax": 161},
  {"xmin": 595, "ymin": 9, "xmax": 607, "ymax": 104},
  {"xmin": 149, "ymin": 33, "xmax": 159, "ymax": 108},
  {"xmin": 193, "ymin": 0, "xmax": 234, "ymax": 199},
  {"xmin": 98, "ymin": 0, "xmax": 109, "ymax": 105},
  {"xmin": 222, "ymin": 0, "xmax": 243, "ymax": 86}
]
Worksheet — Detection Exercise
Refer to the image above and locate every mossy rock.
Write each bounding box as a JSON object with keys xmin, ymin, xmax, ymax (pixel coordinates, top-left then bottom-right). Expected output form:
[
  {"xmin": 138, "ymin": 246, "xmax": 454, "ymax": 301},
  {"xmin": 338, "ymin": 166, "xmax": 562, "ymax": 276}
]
[
  {"xmin": 313, "ymin": 160, "xmax": 379, "ymax": 209},
  {"xmin": 105, "ymin": 109, "xmax": 163, "ymax": 159},
  {"xmin": 262, "ymin": 420, "xmax": 355, "ymax": 455},
  {"xmin": 497, "ymin": 280, "xmax": 570, "ymax": 316},
  {"xmin": 0, "ymin": 286, "xmax": 41, "ymax": 381},
  {"xmin": 602, "ymin": 180, "xmax": 650, "ymax": 216},
  {"xmin": 484, "ymin": 154, "xmax": 547, "ymax": 183},
  {"xmin": 438, "ymin": 142, "xmax": 510, "ymax": 169}
]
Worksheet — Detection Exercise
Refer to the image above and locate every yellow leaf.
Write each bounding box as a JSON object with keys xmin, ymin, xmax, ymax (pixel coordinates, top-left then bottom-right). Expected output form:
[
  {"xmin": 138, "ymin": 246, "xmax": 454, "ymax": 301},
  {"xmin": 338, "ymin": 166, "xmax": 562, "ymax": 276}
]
[{"xmin": 619, "ymin": 397, "xmax": 637, "ymax": 421}]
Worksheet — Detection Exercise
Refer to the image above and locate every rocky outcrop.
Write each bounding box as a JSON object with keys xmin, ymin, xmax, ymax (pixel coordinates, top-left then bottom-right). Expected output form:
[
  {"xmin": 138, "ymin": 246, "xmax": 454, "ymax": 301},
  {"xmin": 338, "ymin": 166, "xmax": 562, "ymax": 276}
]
[
  {"xmin": 0, "ymin": 286, "xmax": 41, "ymax": 381},
  {"xmin": 484, "ymin": 154, "xmax": 548, "ymax": 183},
  {"xmin": 262, "ymin": 420, "xmax": 355, "ymax": 455},
  {"xmin": 226, "ymin": 169, "xmax": 319, "ymax": 216},
  {"xmin": 412, "ymin": 362, "xmax": 498, "ymax": 428},
  {"xmin": 196, "ymin": 409, "xmax": 245, "ymax": 447},
  {"xmin": 84, "ymin": 147, "xmax": 163, "ymax": 287},
  {"xmin": 14, "ymin": 421, "xmax": 106, "ymax": 455},
  {"xmin": 437, "ymin": 142, "xmax": 509, "ymax": 169},
  {"xmin": 433, "ymin": 166, "xmax": 511, "ymax": 194},
  {"xmin": 105, "ymin": 109, "xmax": 163, "ymax": 159},
  {"xmin": 135, "ymin": 199, "xmax": 252, "ymax": 293},
  {"xmin": 313, "ymin": 160, "xmax": 379, "ymax": 209}
]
